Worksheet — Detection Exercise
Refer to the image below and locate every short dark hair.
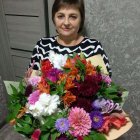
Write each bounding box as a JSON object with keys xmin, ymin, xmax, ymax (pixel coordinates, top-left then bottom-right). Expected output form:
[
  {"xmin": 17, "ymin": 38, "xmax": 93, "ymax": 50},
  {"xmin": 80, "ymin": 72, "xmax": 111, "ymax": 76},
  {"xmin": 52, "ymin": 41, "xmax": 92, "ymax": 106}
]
[{"xmin": 52, "ymin": 0, "xmax": 85, "ymax": 33}]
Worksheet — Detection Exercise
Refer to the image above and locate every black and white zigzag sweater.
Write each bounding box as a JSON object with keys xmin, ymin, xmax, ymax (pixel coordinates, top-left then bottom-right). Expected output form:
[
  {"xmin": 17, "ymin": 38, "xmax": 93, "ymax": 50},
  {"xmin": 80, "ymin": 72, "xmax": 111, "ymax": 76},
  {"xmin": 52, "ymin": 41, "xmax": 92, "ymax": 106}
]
[{"xmin": 29, "ymin": 36, "xmax": 112, "ymax": 76}]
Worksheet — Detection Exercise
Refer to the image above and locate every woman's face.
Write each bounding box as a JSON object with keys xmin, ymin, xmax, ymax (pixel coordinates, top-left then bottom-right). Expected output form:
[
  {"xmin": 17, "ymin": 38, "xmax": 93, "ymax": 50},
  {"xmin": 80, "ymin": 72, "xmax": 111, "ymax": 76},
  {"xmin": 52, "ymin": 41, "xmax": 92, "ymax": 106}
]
[{"xmin": 54, "ymin": 7, "xmax": 81, "ymax": 38}]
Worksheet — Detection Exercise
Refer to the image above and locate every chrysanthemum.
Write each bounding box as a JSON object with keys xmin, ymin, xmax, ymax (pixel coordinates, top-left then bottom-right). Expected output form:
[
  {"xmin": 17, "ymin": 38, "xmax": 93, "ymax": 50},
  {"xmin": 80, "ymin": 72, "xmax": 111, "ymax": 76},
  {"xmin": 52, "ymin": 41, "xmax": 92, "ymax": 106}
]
[
  {"xmin": 55, "ymin": 118, "xmax": 69, "ymax": 133},
  {"xmin": 68, "ymin": 107, "xmax": 91, "ymax": 137},
  {"xmin": 90, "ymin": 111, "xmax": 104, "ymax": 129}
]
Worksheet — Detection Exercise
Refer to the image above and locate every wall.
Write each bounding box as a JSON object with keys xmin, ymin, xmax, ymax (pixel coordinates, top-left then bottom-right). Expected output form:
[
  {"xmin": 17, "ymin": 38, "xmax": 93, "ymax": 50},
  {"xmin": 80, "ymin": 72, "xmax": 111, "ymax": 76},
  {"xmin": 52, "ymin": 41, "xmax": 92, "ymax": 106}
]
[{"xmin": 84, "ymin": 0, "xmax": 140, "ymax": 139}]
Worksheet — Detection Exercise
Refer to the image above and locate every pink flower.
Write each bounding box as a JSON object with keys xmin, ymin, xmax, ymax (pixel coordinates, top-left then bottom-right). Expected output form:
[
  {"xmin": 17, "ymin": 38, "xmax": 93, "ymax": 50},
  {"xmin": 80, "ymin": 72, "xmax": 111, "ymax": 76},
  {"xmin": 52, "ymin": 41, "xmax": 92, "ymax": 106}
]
[
  {"xmin": 31, "ymin": 129, "xmax": 41, "ymax": 140},
  {"xmin": 28, "ymin": 90, "xmax": 40, "ymax": 105},
  {"xmin": 28, "ymin": 76, "xmax": 41, "ymax": 86},
  {"xmin": 68, "ymin": 107, "xmax": 91, "ymax": 137},
  {"xmin": 102, "ymin": 75, "xmax": 112, "ymax": 85}
]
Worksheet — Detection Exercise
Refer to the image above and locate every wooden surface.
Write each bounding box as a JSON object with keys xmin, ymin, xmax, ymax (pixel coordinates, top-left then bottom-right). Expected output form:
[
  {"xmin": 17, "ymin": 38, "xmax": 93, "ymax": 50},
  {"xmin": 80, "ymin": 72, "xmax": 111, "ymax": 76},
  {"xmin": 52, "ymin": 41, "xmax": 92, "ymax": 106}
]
[
  {"xmin": 6, "ymin": 15, "xmax": 42, "ymax": 50},
  {"xmin": 3, "ymin": 0, "xmax": 40, "ymax": 16}
]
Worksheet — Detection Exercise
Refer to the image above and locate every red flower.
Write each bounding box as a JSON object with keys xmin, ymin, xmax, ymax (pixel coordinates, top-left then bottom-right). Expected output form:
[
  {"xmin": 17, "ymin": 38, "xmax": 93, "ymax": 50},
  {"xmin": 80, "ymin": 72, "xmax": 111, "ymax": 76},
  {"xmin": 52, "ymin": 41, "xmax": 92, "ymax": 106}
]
[
  {"xmin": 77, "ymin": 136, "xmax": 84, "ymax": 140},
  {"xmin": 41, "ymin": 60, "xmax": 53, "ymax": 77},
  {"xmin": 98, "ymin": 114, "xmax": 127, "ymax": 134},
  {"xmin": 77, "ymin": 75, "xmax": 101, "ymax": 97},
  {"xmin": 71, "ymin": 96, "xmax": 93, "ymax": 112},
  {"xmin": 31, "ymin": 129, "xmax": 41, "ymax": 140}
]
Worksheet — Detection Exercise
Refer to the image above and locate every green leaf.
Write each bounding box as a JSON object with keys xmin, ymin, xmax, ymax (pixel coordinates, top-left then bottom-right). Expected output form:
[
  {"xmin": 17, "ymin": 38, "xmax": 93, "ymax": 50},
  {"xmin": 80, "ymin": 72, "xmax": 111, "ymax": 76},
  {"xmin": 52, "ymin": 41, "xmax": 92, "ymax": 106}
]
[
  {"xmin": 4, "ymin": 81, "xmax": 19, "ymax": 95},
  {"xmin": 120, "ymin": 90, "xmax": 129, "ymax": 107},
  {"xmin": 89, "ymin": 131, "xmax": 106, "ymax": 140},
  {"xmin": 40, "ymin": 133, "xmax": 50, "ymax": 140},
  {"xmin": 84, "ymin": 136, "xmax": 92, "ymax": 140},
  {"xmin": 15, "ymin": 123, "xmax": 34, "ymax": 135},
  {"xmin": 50, "ymin": 132, "xmax": 58, "ymax": 140},
  {"xmin": 10, "ymin": 84, "xmax": 19, "ymax": 95},
  {"xmin": 18, "ymin": 81, "xmax": 25, "ymax": 94},
  {"xmin": 7, "ymin": 103, "xmax": 21, "ymax": 121}
]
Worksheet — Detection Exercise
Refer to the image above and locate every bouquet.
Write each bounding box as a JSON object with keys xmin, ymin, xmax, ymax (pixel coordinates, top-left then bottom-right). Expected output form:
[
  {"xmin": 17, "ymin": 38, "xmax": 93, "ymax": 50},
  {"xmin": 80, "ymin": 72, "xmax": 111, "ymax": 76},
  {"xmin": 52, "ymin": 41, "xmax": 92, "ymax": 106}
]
[{"xmin": 6, "ymin": 51, "xmax": 132, "ymax": 140}]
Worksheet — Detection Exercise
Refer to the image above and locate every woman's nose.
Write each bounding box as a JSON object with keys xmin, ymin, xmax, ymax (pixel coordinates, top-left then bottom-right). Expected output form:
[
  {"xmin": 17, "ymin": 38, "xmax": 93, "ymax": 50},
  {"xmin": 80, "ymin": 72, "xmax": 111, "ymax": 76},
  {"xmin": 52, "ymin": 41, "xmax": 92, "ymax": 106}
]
[{"xmin": 63, "ymin": 18, "xmax": 70, "ymax": 25}]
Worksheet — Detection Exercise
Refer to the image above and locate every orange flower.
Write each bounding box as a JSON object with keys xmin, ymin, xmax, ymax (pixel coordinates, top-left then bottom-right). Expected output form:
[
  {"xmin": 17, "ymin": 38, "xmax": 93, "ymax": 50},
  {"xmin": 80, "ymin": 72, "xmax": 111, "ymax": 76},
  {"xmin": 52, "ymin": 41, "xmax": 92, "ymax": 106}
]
[
  {"xmin": 10, "ymin": 119, "xmax": 16, "ymax": 125},
  {"xmin": 64, "ymin": 58, "xmax": 74, "ymax": 69},
  {"xmin": 62, "ymin": 91, "xmax": 76, "ymax": 107},
  {"xmin": 86, "ymin": 61, "xmax": 97, "ymax": 75},
  {"xmin": 58, "ymin": 73, "xmax": 67, "ymax": 84},
  {"xmin": 65, "ymin": 77, "xmax": 75, "ymax": 90},
  {"xmin": 38, "ymin": 78, "xmax": 50, "ymax": 94},
  {"xmin": 9, "ymin": 107, "xmax": 27, "ymax": 126},
  {"xmin": 68, "ymin": 67, "xmax": 79, "ymax": 80},
  {"xmin": 64, "ymin": 56, "xmax": 79, "ymax": 69},
  {"xmin": 17, "ymin": 107, "xmax": 27, "ymax": 119}
]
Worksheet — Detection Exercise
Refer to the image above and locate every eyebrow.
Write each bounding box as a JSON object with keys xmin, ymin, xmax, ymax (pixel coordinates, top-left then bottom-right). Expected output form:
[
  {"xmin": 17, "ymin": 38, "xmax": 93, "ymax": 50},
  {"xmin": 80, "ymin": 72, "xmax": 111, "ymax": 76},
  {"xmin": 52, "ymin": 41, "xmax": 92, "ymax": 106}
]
[{"xmin": 56, "ymin": 12, "xmax": 78, "ymax": 16}]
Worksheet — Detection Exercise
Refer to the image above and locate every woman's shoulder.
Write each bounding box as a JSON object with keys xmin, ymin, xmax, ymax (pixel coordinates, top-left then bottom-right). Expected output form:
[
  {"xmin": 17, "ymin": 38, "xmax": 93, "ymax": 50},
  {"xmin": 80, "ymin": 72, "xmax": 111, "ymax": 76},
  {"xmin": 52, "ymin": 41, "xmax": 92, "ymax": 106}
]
[
  {"xmin": 83, "ymin": 36, "xmax": 102, "ymax": 46},
  {"xmin": 36, "ymin": 36, "xmax": 56, "ymax": 47}
]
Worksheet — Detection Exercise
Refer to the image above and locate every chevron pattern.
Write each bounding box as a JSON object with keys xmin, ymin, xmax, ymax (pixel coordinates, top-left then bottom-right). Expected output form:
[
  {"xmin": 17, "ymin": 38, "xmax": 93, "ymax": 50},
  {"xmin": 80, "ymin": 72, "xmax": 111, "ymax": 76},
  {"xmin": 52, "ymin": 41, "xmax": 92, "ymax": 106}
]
[{"xmin": 29, "ymin": 36, "xmax": 112, "ymax": 76}]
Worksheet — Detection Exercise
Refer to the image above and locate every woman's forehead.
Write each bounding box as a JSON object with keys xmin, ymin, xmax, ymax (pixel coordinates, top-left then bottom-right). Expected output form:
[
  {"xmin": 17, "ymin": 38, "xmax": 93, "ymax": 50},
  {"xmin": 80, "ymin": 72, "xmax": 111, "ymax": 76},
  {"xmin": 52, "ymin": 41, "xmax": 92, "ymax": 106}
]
[
  {"xmin": 57, "ymin": 4, "xmax": 79, "ymax": 11},
  {"xmin": 56, "ymin": 6, "xmax": 80, "ymax": 14}
]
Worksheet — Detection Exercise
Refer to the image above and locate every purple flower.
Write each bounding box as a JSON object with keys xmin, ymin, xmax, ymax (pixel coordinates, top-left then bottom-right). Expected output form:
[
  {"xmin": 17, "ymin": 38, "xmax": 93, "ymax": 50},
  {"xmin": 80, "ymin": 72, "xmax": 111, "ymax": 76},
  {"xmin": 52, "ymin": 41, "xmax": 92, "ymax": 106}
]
[
  {"xmin": 46, "ymin": 68, "xmax": 61, "ymax": 82},
  {"xmin": 102, "ymin": 74, "xmax": 112, "ymax": 85},
  {"xmin": 92, "ymin": 98, "xmax": 107, "ymax": 110},
  {"xmin": 56, "ymin": 134, "xmax": 68, "ymax": 140},
  {"xmin": 55, "ymin": 118, "xmax": 69, "ymax": 133},
  {"xmin": 28, "ymin": 90, "xmax": 40, "ymax": 105},
  {"xmin": 92, "ymin": 98, "xmax": 122, "ymax": 114},
  {"xmin": 90, "ymin": 111, "xmax": 104, "ymax": 129},
  {"xmin": 25, "ymin": 84, "xmax": 33, "ymax": 97}
]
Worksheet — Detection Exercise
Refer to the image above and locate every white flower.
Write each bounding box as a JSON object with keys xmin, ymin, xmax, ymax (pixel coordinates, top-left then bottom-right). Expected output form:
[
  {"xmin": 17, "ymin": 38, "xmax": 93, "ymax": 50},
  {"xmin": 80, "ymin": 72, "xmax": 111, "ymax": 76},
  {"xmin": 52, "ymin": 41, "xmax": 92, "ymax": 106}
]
[
  {"xmin": 26, "ymin": 93, "xmax": 60, "ymax": 118},
  {"xmin": 49, "ymin": 50, "xmax": 67, "ymax": 69}
]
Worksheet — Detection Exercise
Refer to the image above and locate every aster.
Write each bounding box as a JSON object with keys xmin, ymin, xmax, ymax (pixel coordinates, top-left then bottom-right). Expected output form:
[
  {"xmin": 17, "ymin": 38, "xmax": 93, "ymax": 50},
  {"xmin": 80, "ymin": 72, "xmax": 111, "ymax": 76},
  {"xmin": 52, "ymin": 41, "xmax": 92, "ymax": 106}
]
[
  {"xmin": 55, "ymin": 118, "xmax": 69, "ymax": 133},
  {"xmin": 90, "ymin": 111, "xmax": 104, "ymax": 129}
]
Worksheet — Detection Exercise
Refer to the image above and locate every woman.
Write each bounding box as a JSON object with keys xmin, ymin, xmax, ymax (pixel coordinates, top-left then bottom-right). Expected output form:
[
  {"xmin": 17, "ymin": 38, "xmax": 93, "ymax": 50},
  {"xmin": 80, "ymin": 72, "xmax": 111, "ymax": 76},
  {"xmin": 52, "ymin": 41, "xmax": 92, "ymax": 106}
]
[{"xmin": 29, "ymin": 0, "xmax": 112, "ymax": 77}]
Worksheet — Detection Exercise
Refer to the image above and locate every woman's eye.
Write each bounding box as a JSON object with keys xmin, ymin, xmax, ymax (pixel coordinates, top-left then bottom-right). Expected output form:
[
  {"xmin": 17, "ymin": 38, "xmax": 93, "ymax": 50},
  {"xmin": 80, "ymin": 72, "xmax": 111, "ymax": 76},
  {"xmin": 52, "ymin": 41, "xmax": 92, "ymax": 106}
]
[
  {"xmin": 70, "ymin": 16, "xmax": 77, "ymax": 19},
  {"xmin": 57, "ymin": 15, "xmax": 64, "ymax": 19}
]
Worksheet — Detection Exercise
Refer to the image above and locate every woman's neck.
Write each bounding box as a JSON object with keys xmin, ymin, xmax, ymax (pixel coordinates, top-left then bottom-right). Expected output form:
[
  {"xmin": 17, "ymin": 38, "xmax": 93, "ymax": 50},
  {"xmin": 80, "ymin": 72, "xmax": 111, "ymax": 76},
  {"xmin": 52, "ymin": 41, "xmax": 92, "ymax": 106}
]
[{"xmin": 57, "ymin": 34, "xmax": 83, "ymax": 46}]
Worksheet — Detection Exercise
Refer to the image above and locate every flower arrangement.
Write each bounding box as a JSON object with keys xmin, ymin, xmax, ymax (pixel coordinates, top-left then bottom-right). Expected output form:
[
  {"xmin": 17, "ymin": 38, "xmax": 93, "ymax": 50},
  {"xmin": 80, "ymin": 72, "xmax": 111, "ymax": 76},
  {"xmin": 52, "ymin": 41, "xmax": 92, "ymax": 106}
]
[{"xmin": 7, "ymin": 51, "xmax": 132, "ymax": 140}]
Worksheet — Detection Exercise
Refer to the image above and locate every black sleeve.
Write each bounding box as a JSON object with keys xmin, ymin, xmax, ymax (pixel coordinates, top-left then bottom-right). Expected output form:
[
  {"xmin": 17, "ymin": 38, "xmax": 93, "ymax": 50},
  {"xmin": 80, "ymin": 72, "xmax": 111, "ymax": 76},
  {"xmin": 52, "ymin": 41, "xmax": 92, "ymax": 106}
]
[
  {"xmin": 28, "ymin": 40, "xmax": 41, "ymax": 70},
  {"xmin": 96, "ymin": 41, "xmax": 112, "ymax": 77}
]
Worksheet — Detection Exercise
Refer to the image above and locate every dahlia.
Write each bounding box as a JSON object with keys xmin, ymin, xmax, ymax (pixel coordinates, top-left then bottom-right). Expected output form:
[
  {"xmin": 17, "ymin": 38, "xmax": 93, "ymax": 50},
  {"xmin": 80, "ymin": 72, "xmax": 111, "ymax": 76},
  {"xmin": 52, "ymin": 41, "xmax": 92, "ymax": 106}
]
[
  {"xmin": 77, "ymin": 75, "xmax": 101, "ymax": 97},
  {"xmin": 68, "ymin": 107, "xmax": 91, "ymax": 137},
  {"xmin": 71, "ymin": 97, "xmax": 93, "ymax": 113}
]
